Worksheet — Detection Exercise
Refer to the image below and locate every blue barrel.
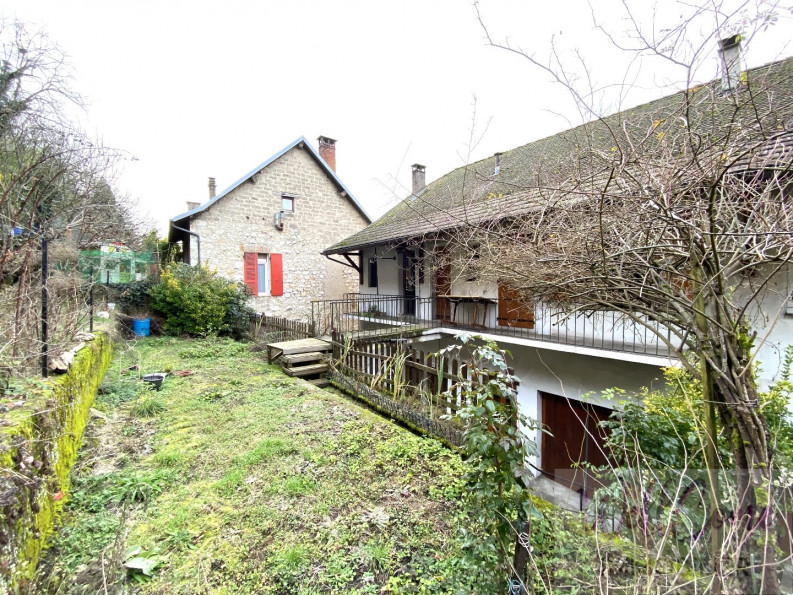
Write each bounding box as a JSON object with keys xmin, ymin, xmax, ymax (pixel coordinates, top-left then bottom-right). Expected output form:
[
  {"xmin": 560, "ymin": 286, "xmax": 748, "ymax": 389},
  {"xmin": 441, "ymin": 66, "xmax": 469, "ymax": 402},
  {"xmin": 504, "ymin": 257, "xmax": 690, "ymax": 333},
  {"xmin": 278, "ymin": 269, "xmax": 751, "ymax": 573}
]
[{"xmin": 133, "ymin": 318, "xmax": 151, "ymax": 337}]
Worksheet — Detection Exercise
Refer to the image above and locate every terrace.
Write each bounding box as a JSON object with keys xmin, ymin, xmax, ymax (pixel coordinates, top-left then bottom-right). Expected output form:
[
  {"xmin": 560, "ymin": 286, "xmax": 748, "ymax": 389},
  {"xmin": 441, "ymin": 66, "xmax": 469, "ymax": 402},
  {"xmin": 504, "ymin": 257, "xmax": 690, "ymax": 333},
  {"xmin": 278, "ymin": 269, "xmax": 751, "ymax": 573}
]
[{"xmin": 312, "ymin": 293, "xmax": 677, "ymax": 359}]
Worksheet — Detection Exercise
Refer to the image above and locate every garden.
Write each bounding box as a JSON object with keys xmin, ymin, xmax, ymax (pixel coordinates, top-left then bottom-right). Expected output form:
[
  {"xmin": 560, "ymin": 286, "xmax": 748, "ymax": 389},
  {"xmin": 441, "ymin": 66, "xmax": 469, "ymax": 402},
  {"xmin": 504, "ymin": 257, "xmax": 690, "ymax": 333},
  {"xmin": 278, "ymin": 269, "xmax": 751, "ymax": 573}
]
[{"xmin": 32, "ymin": 336, "xmax": 472, "ymax": 593}]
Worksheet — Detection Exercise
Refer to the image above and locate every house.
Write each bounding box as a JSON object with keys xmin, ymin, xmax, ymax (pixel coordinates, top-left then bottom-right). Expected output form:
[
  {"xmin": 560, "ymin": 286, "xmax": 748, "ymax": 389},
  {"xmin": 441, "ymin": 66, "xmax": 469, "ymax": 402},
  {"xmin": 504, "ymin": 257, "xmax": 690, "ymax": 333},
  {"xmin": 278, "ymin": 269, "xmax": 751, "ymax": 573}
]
[
  {"xmin": 169, "ymin": 136, "xmax": 371, "ymax": 320},
  {"xmin": 322, "ymin": 51, "xmax": 793, "ymax": 496}
]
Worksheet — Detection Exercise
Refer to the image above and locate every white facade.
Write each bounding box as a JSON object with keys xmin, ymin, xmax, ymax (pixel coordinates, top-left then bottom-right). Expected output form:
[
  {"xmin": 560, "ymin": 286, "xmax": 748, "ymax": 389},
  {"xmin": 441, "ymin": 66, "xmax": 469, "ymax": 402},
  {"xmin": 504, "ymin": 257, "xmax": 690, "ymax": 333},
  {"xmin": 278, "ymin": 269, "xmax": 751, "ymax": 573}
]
[{"xmin": 357, "ymin": 244, "xmax": 792, "ymax": 391}]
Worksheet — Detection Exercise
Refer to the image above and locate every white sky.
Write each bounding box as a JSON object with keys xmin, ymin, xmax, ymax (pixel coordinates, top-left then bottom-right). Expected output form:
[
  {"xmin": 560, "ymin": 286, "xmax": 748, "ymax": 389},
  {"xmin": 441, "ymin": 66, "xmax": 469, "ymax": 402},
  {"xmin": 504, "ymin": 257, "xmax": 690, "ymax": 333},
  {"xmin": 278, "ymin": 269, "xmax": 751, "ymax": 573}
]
[{"xmin": 3, "ymin": 0, "xmax": 792, "ymax": 235}]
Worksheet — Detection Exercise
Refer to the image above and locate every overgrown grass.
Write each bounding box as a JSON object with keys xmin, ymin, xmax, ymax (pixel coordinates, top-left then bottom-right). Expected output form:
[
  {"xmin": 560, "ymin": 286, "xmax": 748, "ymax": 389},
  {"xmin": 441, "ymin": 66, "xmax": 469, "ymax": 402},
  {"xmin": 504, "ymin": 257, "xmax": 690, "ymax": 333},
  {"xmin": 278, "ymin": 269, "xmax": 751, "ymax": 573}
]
[{"xmin": 36, "ymin": 337, "xmax": 474, "ymax": 593}]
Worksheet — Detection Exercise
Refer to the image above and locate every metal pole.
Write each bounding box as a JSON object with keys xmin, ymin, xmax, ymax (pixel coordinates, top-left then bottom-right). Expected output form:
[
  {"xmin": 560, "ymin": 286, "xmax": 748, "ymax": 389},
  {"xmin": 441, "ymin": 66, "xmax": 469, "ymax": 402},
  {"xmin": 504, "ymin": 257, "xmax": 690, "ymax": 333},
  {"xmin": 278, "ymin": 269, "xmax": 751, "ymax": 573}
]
[
  {"xmin": 89, "ymin": 265, "xmax": 94, "ymax": 333},
  {"xmin": 41, "ymin": 238, "xmax": 49, "ymax": 378}
]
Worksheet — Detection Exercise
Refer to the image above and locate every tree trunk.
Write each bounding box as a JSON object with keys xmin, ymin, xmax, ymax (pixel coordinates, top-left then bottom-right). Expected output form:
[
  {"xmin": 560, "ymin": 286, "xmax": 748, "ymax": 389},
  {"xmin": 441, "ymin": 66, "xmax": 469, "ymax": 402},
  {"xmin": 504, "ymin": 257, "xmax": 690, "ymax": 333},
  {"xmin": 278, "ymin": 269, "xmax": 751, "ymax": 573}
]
[{"xmin": 712, "ymin": 336, "xmax": 780, "ymax": 595}]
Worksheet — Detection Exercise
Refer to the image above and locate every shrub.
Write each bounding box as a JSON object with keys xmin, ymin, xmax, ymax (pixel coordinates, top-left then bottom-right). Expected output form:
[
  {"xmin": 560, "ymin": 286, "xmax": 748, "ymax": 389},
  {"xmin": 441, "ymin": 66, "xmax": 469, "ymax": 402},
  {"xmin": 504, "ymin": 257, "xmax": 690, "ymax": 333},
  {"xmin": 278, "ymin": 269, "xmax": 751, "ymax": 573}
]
[
  {"xmin": 148, "ymin": 264, "xmax": 254, "ymax": 338},
  {"xmin": 95, "ymin": 280, "xmax": 155, "ymax": 315}
]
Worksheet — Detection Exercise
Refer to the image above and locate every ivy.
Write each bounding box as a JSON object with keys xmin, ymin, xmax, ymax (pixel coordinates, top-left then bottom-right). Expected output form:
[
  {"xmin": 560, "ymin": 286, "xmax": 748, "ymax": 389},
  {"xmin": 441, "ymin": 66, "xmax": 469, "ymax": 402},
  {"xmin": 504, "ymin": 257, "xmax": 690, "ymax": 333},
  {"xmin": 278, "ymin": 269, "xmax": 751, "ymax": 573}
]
[{"xmin": 441, "ymin": 334, "xmax": 542, "ymax": 592}]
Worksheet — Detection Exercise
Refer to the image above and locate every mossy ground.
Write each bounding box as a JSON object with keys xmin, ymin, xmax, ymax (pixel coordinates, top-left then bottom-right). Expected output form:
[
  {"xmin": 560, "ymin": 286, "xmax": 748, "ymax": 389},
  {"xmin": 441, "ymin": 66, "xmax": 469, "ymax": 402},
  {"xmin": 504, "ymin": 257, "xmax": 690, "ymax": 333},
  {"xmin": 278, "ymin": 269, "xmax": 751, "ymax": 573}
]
[{"xmin": 34, "ymin": 337, "xmax": 469, "ymax": 594}]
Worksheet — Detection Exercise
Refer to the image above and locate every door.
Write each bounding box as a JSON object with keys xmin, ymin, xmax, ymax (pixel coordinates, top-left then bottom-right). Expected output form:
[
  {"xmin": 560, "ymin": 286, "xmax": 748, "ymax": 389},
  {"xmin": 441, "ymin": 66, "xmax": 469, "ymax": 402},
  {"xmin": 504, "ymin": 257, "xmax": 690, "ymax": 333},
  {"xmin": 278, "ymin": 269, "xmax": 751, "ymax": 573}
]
[
  {"xmin": 540, "ymin": 392, "xmax": 611, "ymax": 496},
  {"xmin": 435, "ymin": 247, "xmax": 451, "ymax": 321},
  {"xmin": 498, "ymin": 283, "xmax": 535, "ymax": 329},
  {"xmin": 402, "ymin": 250, "xmax": 417, "ymax": 316}
]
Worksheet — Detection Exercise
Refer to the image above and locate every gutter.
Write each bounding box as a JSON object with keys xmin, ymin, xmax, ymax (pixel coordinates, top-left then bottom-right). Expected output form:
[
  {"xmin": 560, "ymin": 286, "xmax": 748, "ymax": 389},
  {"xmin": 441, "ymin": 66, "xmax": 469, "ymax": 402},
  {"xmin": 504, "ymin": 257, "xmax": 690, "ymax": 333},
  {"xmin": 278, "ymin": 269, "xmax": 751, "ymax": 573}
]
[{"xmin": 171, "ymin": 223, "xmax": 201, "ymax": 266}]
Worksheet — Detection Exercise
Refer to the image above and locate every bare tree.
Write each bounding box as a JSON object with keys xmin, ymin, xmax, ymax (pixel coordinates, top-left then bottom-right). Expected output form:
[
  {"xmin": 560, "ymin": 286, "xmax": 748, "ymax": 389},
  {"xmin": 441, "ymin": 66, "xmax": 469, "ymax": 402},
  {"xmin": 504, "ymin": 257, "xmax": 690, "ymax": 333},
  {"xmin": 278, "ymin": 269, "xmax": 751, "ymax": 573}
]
[
  {"xmin": 418, "ymin": 1, "xmax": 793, "ymax": 592},
  {"xmin": 0, "ymin": 20, "xmax": 130, "ymax": 373}
]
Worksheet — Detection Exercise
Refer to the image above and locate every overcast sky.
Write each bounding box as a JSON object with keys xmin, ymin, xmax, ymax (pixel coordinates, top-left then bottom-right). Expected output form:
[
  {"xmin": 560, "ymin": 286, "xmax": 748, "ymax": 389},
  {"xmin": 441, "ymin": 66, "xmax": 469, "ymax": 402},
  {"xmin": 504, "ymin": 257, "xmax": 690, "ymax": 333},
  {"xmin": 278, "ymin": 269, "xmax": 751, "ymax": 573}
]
[{"xmin": 4, "ymin": 1, "xmax": 792, "ymax": 234}]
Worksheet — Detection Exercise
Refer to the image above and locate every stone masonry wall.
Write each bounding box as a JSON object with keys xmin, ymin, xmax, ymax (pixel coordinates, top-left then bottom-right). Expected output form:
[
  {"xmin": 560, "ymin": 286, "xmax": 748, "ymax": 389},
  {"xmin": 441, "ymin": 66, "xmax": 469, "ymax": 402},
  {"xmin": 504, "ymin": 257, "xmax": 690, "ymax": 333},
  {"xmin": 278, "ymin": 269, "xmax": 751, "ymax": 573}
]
[
  {"xmin": 0, "ymin": 333, "xmax": 112, "ymax": 592},
  {"xmin": 187, "ymin": 145, "xmax": 369, "ymax": 320}
]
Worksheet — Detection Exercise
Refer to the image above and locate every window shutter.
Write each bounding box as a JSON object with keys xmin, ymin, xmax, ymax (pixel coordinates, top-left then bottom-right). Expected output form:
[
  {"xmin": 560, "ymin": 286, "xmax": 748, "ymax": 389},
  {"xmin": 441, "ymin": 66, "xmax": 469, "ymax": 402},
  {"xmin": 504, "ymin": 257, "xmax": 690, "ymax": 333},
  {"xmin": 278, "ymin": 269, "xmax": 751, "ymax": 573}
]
[
  {"xmin": 270, "ymin": 253, "xmax": 283, "ymax": 296},
  {"xmin": 243, "ymin": 252, "xmax": 258, "ymax": 296},
  {"xmin": 497, "ymin": 282, "xmax": 535, "ymax": 329}
]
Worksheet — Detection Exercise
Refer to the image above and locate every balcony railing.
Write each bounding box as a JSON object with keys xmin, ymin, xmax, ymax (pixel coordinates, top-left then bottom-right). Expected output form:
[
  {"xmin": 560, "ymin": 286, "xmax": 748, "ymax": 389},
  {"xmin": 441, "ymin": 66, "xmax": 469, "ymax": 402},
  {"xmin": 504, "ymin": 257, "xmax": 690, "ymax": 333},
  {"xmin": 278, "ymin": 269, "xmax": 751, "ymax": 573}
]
[{"xmin": 311, "ymin": 294, "xmax": 676, "ymax": 358}]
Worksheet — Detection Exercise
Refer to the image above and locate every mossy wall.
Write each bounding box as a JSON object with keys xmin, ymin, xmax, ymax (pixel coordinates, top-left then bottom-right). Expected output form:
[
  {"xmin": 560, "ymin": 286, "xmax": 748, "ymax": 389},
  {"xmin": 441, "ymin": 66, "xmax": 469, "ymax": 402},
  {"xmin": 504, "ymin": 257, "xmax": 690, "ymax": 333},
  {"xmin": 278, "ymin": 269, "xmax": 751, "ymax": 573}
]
[{"xmin": 0, "ymin": 333, "xmax": 111, "ymax": 593}]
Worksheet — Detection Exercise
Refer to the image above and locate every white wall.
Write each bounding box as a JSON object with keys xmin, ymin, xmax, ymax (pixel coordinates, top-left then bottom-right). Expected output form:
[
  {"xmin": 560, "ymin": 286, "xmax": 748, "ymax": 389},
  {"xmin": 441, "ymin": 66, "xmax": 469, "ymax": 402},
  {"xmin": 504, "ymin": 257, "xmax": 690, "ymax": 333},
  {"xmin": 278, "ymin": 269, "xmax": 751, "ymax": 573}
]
[
  {"xmin": 739, "ymin": 263, "xmax": 793, "ymax": 389},
  {"xmin": 359, "ymin": 240, "xmax": 793, "ymax": 390},
  {"xmin": 428, "ymin": 332, "xmax": 666, "ymax": 472}
]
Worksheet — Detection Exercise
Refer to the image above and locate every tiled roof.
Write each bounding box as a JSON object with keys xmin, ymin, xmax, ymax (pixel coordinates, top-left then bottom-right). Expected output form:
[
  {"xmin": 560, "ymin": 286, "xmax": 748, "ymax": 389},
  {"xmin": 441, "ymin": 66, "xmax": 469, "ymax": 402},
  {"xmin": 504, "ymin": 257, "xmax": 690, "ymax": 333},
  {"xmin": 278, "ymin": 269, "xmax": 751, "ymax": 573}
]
[{"xmin": 324, "ymin": 57, "xmax": 793, "ymax": 255}]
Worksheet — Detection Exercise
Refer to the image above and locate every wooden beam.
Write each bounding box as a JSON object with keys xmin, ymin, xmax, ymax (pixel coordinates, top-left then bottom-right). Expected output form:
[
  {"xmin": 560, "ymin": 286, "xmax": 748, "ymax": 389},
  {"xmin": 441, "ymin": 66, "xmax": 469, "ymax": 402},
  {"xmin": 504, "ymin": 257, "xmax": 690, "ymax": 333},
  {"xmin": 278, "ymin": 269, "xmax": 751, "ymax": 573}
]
[{"xmin": 324, "ymin": 252, "xmax": 362, "ymax": 273}]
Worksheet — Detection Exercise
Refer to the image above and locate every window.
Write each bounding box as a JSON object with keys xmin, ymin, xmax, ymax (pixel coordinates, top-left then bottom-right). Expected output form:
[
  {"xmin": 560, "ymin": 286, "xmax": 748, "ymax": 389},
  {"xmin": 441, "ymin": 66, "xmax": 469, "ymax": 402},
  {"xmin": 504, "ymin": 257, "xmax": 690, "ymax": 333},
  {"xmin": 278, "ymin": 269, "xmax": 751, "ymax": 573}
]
[
  {"xmin": 257, "ymin": 255, "xmax": 271, "ymax": 295},
  {"xmin": 368, "ymin": 257, "xmax": 378, "ymax": 288},
  {"xmin": 243, "ymin": 252, "xmax": 283, "ymax": 296},
  {"xmin": 281, "ymin": 194, "xmax": 295, "ymax": 212}
]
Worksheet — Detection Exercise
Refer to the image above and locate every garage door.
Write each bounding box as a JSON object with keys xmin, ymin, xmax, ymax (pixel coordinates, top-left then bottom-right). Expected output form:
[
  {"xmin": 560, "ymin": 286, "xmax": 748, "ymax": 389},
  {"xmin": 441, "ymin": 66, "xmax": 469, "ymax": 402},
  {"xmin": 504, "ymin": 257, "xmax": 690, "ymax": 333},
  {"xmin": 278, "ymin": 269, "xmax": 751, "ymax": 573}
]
[{"xmin": 540, "ymin": 392, "xmax": 611, "ymax": 495}]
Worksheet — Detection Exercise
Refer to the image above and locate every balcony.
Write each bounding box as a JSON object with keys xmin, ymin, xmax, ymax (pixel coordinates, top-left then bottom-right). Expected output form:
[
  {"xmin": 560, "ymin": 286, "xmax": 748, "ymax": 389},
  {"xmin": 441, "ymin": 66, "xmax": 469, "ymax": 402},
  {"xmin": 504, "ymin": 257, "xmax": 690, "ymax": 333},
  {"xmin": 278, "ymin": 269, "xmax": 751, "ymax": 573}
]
[{"xmin": 312, "ymin": 294, "xmax": 676, "ymax": 358}]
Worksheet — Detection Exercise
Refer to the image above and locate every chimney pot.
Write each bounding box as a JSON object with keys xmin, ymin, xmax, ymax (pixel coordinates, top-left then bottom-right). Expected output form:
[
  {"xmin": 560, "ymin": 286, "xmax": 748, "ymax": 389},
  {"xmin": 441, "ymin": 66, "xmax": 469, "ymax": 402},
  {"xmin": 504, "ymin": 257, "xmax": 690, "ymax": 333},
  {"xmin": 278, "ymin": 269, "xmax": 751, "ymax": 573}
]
[
  {"xmin": 412, "ymin": 164, "xmax": 426, "ymax": 195},
  {"xmin": 318, "ymin": 136, "xmax": 337, "ymax": 172},
  {"xmin": 208, "ymin": 177, "xmax": 216, "ymax": 199},
  {"xmin": 719, "ymin": 34, "xmax": 743, "ymax": 92}
]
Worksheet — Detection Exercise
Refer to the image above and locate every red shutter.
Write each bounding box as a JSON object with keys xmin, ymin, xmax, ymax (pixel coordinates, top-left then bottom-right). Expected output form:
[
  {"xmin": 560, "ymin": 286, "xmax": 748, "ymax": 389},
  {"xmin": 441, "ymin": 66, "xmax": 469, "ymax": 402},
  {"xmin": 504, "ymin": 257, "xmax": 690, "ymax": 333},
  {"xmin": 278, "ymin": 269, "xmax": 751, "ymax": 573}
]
[
  {"xmin": 243, "ymin": 252, "xmax": 258, "ymax": 296},
  {"xmin": 270, "ymin": 253, "xmax": 283, "ymax": 296}
]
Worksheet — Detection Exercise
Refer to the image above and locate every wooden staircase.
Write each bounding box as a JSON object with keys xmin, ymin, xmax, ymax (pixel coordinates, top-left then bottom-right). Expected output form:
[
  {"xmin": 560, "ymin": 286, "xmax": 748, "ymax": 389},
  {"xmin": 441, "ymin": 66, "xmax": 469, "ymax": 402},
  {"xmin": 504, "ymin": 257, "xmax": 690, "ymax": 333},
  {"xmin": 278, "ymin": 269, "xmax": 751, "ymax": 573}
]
[{"xmin": 267, "ymin": 338, "xmax": 332, "ymax": 388}]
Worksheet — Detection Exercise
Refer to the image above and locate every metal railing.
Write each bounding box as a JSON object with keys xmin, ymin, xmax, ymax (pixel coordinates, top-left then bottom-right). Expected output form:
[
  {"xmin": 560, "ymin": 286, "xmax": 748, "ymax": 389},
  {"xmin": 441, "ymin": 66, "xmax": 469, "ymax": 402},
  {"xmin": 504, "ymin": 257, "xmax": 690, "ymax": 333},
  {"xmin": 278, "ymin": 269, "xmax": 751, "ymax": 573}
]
[{"xmin": 312, "ymin": 293, "xmax": 677, "ymax": 357}]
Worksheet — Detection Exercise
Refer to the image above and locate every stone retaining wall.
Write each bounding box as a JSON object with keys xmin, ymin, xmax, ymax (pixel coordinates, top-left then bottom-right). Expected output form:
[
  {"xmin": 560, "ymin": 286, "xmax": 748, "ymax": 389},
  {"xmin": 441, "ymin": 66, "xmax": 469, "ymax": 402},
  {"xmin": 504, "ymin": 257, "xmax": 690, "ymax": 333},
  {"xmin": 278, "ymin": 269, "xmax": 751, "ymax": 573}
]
[{"xmin": 0, "ymin": 333, "xmax": 111, "ymax": 592}]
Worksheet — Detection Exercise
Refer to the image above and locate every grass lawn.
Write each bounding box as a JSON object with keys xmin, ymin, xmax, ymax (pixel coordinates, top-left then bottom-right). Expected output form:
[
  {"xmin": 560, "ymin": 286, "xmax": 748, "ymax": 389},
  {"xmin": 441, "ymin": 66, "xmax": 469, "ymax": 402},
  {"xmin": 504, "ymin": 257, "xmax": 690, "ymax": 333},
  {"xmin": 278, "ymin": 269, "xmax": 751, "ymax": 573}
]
[{"xmin": 36, "ymin": 337, "xmax": 471, "ymax": 594}]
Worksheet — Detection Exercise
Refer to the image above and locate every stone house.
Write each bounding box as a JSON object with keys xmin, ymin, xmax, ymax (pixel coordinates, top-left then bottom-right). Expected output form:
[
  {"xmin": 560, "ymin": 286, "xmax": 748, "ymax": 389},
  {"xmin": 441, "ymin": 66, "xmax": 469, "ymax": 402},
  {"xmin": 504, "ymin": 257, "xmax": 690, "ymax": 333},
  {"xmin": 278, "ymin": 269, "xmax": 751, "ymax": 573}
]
[{"xmin": 169, "ymin": 136, "xmax": 371, "ymax": 319}]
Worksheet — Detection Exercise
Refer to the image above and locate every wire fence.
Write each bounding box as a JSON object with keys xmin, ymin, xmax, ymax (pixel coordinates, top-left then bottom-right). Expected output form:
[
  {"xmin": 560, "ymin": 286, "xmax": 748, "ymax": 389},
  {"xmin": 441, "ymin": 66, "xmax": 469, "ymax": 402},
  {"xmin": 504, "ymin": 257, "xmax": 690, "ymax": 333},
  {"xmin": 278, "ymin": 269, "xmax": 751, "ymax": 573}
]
[{"xmin": 1, "ymin": 242, "xmax": 158, "ymax": 379}]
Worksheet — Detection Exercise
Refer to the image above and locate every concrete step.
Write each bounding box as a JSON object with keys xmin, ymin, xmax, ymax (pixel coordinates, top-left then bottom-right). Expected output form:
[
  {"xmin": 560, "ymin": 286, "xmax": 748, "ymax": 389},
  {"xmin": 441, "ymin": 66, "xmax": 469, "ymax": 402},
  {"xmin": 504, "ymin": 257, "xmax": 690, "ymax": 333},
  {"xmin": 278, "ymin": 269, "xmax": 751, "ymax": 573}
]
[
  {"xmin": 282, "ymin": 351, "xmax": 329, "ymax": 366},
  {"xmin": 307, "ymin": 378, "xmax": 330, "ymax": 388},
  {"xmin": 283, "ymin": 363, "xmax": 329, "ymax": 377}
]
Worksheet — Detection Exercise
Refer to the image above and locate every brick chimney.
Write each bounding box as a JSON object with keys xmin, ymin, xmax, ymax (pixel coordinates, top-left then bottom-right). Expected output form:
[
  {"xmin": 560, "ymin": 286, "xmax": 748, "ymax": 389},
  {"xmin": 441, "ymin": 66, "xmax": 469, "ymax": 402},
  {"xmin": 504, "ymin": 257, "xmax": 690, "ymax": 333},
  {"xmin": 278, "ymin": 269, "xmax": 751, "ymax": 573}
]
[
  {"xmin": 412, "ymin": 164, "xmax": 426, "ymax": 195},
  {"xmin": 318, "ymin": 136, "xmax": 337, "ymax": 172},
  {"xmin": 208, "ymin": 177, "xmax": 216, "ymax": 199}
]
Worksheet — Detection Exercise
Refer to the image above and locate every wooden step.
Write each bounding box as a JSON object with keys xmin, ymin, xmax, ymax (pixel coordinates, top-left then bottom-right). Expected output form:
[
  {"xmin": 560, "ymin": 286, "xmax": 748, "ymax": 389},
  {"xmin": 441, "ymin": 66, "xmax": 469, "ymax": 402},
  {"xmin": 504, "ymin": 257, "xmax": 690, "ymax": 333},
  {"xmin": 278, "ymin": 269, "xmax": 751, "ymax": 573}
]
[
  {"xmin": 268, "ymin": 338, "xmax": 332, "ymax": 363},
  {"xmin": 307, "ymin": 378, "xmax": 330, "ymax": 388},
  {"xmin": 283, "ymin": 363, "xmax": 329, "ymax": 377},
  {"xmin": 282, "ymin": 351, "xmax": 329, "ymax": 366}
]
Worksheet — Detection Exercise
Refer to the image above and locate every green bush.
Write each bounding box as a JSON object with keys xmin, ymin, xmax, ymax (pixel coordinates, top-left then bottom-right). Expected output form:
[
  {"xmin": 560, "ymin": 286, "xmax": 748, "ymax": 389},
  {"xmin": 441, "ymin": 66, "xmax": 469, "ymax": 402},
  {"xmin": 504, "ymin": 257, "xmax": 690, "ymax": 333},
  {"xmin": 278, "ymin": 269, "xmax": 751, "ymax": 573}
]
[{"xmin": 148, "ymin": 264, "xmax": 254, "ymax": 338}]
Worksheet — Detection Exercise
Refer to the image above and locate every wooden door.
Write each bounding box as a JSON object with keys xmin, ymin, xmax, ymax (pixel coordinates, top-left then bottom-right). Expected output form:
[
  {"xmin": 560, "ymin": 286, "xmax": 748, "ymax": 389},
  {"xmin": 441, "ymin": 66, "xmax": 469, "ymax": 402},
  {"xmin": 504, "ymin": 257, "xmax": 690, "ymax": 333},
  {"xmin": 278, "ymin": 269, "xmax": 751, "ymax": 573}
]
[
  {"xmin": 497, "ymin": 283, "xmax": 535, "ymax": 329},
  {"xmin": 434, "ymin": 247, "xmax": 451, "ymax": 321},
  {"xmin": 540, "ymin": 392, "xmax": 611, "ymax": 495}
]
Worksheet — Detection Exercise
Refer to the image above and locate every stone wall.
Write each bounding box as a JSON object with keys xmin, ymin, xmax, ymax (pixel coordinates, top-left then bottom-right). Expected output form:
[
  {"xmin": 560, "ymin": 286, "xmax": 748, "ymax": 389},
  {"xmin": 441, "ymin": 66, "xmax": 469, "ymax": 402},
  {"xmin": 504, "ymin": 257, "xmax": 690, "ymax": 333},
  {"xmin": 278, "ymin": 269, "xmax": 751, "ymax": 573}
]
[
  {"xmin": 0, "ymin": 334, "xmax": 112, "ymax": 592},
  {"xmin": 187, "ymin": 145, "xmax": 369, "ymax": 320}
]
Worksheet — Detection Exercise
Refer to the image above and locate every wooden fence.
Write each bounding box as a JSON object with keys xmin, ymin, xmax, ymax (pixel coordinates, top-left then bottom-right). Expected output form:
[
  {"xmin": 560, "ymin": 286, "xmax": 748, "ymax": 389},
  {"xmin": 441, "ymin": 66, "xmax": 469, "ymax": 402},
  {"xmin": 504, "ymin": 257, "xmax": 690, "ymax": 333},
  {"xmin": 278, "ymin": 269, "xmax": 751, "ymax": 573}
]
[
  {"xmin": 333, "ymin": 331, "xmax": 507, "ymax": 417},
  {"xmin": 332, "ymin": 330, "xmax": 518, "ymax": 412},
  {"xmin": 252, "ymin": 314, "xmax": 314, "ymax": 343}
]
